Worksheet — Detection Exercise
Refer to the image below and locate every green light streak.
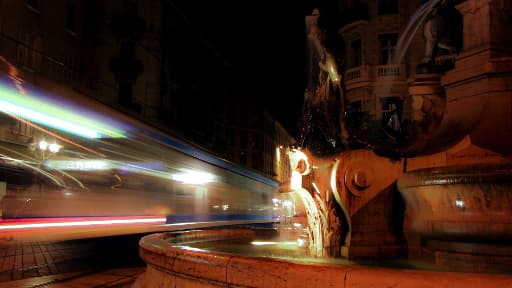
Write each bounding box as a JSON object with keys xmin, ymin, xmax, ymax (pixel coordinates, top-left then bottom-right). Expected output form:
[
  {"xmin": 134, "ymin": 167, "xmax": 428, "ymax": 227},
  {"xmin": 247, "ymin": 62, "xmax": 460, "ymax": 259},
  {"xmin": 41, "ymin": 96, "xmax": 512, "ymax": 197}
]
[{"xmin": 0, "ymin": 85, "xmax": 125, "ymax": 138}]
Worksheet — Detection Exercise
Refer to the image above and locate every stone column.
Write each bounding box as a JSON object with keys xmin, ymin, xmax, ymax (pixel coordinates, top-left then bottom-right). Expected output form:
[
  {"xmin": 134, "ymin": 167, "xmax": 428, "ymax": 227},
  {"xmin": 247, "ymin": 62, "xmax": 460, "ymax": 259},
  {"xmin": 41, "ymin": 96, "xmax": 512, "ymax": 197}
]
[
  {"xmin": 437, "ymin": 0, "xmax": 512, "ymax": 154},
  {"xmin": 457, "ymin": 0, "xmax": 512, "ymax": 56}
]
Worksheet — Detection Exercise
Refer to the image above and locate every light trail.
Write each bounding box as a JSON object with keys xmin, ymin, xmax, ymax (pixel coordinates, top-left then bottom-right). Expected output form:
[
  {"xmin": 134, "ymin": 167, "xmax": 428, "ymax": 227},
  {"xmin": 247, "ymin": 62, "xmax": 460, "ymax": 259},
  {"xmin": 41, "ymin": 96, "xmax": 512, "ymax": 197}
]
[
  {"xmin": 0, "ymin": 216, "xmax": 167, "ymax": 230},
  {"xmin": 5, "ymin": 112, "xmax": 106, "ymax": 157}
]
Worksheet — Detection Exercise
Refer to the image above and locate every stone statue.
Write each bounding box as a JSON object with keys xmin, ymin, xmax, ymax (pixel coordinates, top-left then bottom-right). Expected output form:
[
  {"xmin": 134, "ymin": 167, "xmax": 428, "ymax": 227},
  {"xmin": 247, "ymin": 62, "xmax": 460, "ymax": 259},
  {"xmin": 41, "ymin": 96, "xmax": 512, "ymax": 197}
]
[
  {"xmin": 422, "ymin": 0, "xmax": 463, "ymax": 64},
  {"xmin": 298, "ymin": 10, "xmax": 345, "ymax": 157}
]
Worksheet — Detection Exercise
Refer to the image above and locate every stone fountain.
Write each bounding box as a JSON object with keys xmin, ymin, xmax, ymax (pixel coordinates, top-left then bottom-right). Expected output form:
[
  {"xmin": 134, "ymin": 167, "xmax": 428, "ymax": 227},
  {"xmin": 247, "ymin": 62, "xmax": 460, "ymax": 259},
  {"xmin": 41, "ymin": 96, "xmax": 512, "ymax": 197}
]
[
  {"xmin": 289, "ymin": 0, "xmax": 512, "ymax": 271},
  {"xmin": 135, "ymin": 0, "xmax": 512, "ymax": 286}
]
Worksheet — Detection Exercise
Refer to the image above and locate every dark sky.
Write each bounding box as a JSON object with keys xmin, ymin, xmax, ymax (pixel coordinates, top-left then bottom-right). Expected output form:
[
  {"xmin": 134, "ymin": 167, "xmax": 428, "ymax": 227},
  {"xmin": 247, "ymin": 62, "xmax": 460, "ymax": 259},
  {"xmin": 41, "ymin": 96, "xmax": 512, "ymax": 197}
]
[{"xmin": 171, "ymin": 0, "xmax": 325, "ymax": 136}]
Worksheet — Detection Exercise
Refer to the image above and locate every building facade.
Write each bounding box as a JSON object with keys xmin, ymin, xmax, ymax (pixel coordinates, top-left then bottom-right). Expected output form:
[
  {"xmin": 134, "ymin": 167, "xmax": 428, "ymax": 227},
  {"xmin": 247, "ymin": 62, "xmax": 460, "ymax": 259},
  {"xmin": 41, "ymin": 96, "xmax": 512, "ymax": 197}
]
[
  {"xmin": 337, "ymin": 0, "xmax": 460, "ymax": 145},
  {"xmin": 212, "ymin": 104, "xmax": 294, "ymax": 183},
  {"xmin": 0, "ymin": 0, "xmax": 294, "ymax": 182}
]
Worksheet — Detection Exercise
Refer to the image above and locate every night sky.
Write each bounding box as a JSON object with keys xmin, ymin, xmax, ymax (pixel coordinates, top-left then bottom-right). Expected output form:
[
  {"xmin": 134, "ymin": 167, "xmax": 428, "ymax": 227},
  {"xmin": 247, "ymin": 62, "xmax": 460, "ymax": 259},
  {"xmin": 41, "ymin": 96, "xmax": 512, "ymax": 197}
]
[{"xmin": 172, "ymin": 0, "xmax": 329, "ymax": 136}]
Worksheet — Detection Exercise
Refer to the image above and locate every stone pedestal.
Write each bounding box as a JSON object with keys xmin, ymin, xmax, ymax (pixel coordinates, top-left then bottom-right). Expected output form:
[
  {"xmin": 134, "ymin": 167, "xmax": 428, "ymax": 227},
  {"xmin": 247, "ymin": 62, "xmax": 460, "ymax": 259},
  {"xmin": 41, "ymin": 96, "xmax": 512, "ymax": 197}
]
[{"xmin": 341, "ymin": 186, "xmax": 407, "ymax": 260}]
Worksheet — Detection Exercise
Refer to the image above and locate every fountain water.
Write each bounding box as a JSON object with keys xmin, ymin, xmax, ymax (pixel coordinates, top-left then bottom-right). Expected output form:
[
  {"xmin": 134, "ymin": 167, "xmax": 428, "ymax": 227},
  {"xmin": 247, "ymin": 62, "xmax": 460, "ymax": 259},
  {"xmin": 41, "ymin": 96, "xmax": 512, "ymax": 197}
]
[{"xmin": 394, "ymin": 0, "xmax": 443, "ymax": 65}]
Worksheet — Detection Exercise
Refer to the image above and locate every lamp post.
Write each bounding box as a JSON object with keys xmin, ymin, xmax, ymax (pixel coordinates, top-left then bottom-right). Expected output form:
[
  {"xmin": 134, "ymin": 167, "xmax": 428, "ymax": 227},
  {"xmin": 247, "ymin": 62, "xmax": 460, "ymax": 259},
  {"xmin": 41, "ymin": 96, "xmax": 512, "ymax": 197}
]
[{"xmin": 30, "ymin": 139, "xmax": 61, "ymax": 163}]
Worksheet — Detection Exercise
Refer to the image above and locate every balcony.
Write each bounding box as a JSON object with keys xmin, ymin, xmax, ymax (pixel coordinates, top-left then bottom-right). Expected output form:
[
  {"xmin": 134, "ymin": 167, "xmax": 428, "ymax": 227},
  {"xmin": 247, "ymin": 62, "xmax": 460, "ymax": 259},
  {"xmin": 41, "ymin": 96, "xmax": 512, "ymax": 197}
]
[
  {"xmin": 434, "ymin": 54, "xmax": 457, "ymax": 71},
  {"xmin": 344, "ymin": 64, "xmax": 405, "ymax": 89},
  {"xmin": 344, "ymin": 65, "xmax": 370, "ymax": 83},
  {"xmin": 376, "ymin": 64, "xmax": 402, "ymax": 77}
]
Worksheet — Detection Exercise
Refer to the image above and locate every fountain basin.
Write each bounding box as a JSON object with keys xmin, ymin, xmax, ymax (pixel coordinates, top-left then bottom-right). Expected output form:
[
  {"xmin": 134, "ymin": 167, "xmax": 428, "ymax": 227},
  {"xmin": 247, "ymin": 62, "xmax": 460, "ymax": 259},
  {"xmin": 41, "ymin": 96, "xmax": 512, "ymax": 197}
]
[
  {"xmin": 397, "ymin": 164, "xmax": 512, "ymax": 273},
  {"xmin": 397, "ymin": 164, "xmax": 512, "ymax": 241},
  {"xmin": 134, "ymin": 228, "xmax": 512, "ymax": 288}
]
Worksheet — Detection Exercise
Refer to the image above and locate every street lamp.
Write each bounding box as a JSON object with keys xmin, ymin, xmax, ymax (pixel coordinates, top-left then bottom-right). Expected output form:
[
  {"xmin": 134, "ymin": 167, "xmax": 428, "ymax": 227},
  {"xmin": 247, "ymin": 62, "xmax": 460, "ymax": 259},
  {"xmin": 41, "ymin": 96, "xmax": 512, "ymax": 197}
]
[
  {"xmin": 48, "ymin": 142, "xmax": 61, "ymax": 153},
  {"xmin": 31, "ymin": 139, "xmax": 61, "ymax": 162},
  {"xmin": 36, "ymin": 139, "xmax": 61, "ymax": 153}
]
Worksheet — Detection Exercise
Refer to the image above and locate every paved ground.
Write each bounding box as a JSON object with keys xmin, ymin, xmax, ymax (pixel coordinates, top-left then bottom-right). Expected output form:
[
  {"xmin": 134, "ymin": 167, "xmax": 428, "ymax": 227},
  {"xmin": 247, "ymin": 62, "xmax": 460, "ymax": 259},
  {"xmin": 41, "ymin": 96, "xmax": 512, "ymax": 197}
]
[
  {"xmin": 0, "ymin": 237, "xmax": 145, "ymax": 287},
  {"xmin": 0, "ymin": 267, "xmax": 144, "ymax": 287}
]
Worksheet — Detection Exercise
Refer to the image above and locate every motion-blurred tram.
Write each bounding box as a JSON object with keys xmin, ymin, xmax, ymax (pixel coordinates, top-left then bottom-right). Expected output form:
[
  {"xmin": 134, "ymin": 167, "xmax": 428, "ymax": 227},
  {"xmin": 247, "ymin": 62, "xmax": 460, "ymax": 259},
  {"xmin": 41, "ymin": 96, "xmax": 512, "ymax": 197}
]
[{"xmin": 0, "ymin": 59, "xmax": 279, "ymax": 227}]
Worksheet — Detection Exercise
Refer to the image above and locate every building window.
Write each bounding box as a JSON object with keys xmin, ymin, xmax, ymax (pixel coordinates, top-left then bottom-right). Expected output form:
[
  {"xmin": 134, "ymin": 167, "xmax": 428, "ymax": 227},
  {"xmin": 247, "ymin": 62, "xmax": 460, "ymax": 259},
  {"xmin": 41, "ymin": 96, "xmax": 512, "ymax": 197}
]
[
  {"xmin": 378, "ymin": 0, "xmax": 398, "ymax": 15},
  {"xmin": 350, "ymin": 39, "xmax": 361, "ymax": 68},
  {"xmin": 380, "ymin": 97, "xmax": 402, "ymax": 132},
  {"xmin": 240, "ymin": 131, "xmax": 247, "ymax": 149},
  {"xmin": 379, "ymin": 33, "xmax": 398, "ymax": 65},
  {"xmin": 213, "ymin": 122, "xmax": 223, "ymax": 143},
  {"xmin": 346, "ymin": 100, "xmax": 362, "ymax": 128},
  {"xmin": 66, "ymin": 0, "xmax": 77, "ymax": 32},
  {"xmin": 10, "ymin": 119, "xmax": 32, "ymax": 137},
  {"xmin": 227, "ymin": 127, "xmax": 234, "ymax": 145},
  {"xmin": 240, "ymin": 152, "xmax": 247, "ymax": 166},
  {"xmin": 16, "ymin": 34, "xmax": 41, "ymax": 70},
  {"xmin": 241, "ymin": 113, "xmax": 248, "ymax": 127},
  {"xmin": 252, "ymin": 154, "xmax": 260, "ymax": 170}
]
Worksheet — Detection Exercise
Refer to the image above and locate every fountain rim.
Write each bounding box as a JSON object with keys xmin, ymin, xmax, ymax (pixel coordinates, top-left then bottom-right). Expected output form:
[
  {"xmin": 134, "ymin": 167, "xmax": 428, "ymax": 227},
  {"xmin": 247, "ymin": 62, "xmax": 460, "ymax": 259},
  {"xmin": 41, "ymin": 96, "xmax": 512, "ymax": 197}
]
[
  {"xmin": 397, "ymin": 164, "xmax": 512, "ymax": 190},
  {"xmin": 136, "ymin": 228, "xmax": 512, "ymax": 288}
]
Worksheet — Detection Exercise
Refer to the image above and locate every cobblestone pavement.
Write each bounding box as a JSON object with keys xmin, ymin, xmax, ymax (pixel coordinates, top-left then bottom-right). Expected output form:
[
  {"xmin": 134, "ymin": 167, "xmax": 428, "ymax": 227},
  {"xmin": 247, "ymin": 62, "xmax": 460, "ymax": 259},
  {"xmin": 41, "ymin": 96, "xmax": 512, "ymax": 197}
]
[
  {"xmin": 0, "ymin": 240, "xmax": 96, "ymax": 282},
  {"xmin": 0, "ymin": 267, "xmax": 145, "ymax": 287},
  {"xmin": 0, "ymin": 235, "xmax": 146, "ymax": 287}
]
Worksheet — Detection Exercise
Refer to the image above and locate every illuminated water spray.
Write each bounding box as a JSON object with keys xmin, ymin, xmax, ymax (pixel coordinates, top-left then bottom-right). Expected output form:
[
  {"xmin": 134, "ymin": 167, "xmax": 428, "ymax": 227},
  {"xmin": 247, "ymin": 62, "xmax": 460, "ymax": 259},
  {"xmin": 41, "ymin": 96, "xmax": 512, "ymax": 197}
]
[{"xmin": 287, "ymin": 148, "xmax": 344, "ymax": 257}]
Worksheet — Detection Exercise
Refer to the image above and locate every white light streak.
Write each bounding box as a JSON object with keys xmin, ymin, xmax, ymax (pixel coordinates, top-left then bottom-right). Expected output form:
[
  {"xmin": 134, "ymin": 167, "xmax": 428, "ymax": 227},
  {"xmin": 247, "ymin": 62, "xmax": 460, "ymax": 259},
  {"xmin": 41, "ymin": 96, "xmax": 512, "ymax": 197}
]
[
  {"xmin": 0, "ymin": 99, "xmax": 100, "ymax": 138},
  {"xmin": 251, "ymin": 241, "xmax": 296, "ymax": 246},
  {"xmin": 311, "ymin": 182, "xmax": 321, "ymax": 194},
  {"xmin": 175, "ymin": 245, "xmax": 206, "ymax": 252},
  {"xmin": 171, "ymin": 169, "xmax": 216, "ymax": 184},
  {"xmin": 44, "ymin": 160, "xmax": 111, "ymax": 171}
]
